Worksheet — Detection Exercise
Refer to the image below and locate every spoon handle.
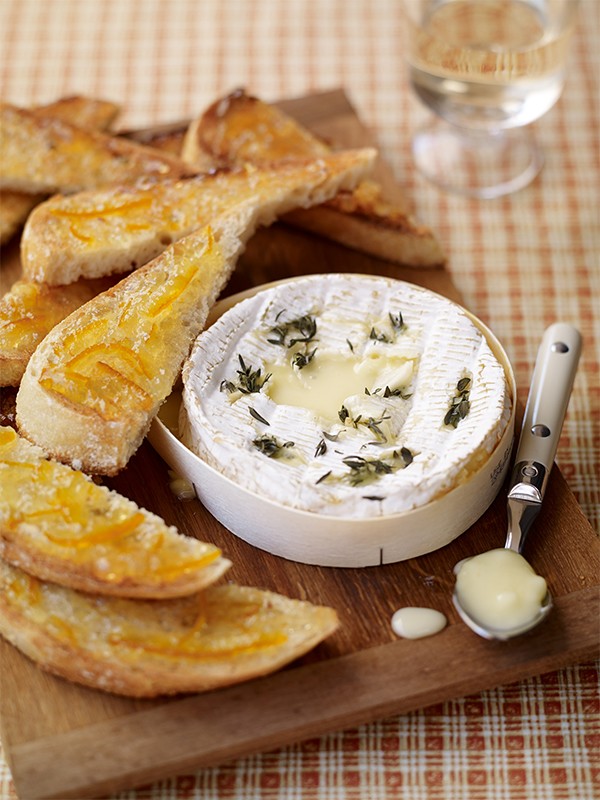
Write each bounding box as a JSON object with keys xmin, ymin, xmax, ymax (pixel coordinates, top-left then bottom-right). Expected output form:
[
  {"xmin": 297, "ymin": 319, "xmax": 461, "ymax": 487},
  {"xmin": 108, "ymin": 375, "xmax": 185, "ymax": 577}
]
[
  {"xmin": 515, "ymin": 322, "xmax": 582, "ymax": 474},
  {"xmin": 505, "ymin": 323, "xmax": 581, "ymax": 552},
  {"xmin": 506, "ymin": 320, "xmax": 582, "ymax": 549}
]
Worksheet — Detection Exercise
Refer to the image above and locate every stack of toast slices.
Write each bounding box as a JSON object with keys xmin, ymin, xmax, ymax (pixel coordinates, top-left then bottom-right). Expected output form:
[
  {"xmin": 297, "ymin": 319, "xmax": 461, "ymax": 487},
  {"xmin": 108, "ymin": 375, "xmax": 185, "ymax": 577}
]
[{"xmin": 0, "ymin": 88, "xmax": 443, "ymax": 697}]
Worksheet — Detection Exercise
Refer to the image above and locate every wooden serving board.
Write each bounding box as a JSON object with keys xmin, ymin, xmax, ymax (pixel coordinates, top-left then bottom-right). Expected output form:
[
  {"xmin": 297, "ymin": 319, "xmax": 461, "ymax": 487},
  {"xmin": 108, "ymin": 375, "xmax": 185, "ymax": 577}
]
[{"xmin": 1, "ymin": 90, "xmax": 598, "ymax": 800}]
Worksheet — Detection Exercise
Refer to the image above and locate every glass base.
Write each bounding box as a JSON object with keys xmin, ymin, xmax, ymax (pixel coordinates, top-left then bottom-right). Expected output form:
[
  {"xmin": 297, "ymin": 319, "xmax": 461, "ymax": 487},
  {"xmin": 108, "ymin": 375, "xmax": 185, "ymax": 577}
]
[{"xmin": 411, "ymin": 119, "xmax": 544, "ymax": 199}]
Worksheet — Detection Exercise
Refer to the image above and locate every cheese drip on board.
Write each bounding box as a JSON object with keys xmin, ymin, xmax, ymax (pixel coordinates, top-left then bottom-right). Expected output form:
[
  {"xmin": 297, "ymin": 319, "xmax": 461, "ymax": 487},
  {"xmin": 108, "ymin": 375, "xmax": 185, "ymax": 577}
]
[{"xmin": 181, "ymin": 274, "xmax": 511, "ymax": 518}]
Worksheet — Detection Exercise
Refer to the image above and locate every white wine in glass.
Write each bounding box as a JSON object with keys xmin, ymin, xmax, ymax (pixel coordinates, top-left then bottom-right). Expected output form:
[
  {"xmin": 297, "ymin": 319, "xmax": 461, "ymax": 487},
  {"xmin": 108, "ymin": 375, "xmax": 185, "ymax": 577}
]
[{"xmin": 402, "ymin": 0, "xmax": 580, "ymax": 198}]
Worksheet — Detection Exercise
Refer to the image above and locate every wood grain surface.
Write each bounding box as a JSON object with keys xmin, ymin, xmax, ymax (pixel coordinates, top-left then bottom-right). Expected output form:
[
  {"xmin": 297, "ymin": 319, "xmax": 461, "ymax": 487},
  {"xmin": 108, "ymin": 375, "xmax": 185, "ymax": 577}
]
[{"xmin": 1, "ymin": 90, "xmax": 598, "ymax": 800}]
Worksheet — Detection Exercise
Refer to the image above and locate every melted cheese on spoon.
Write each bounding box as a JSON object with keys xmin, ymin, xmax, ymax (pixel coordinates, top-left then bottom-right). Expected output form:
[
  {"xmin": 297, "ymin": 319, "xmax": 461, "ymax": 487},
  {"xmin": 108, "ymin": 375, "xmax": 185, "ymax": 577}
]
[{"xmin": 454, "ymin": 548, "xmax": 547, "ymax": 631}]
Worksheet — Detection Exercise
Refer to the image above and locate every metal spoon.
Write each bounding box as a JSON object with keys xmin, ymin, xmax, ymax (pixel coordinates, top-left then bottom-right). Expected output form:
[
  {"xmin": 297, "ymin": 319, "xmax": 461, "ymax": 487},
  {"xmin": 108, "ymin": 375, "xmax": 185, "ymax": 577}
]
[{"xmin": 453, "ymin": 322, "xmax": 582, "ymax": 640}]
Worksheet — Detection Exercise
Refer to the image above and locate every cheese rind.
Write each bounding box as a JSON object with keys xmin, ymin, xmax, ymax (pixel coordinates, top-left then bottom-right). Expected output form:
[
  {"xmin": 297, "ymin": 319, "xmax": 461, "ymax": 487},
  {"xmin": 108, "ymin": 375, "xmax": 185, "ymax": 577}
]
[{"xmin": 181, "ymin": 275, "xmax": 511, "ymax": 518}]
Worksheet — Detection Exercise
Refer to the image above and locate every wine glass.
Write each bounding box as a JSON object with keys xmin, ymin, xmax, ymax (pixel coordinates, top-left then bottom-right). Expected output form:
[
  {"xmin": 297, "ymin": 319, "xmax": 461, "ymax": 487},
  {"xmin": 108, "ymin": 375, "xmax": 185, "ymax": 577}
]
[{"xmin": 401, "ymin": 0, "xmax": 580, "ymax": 199}]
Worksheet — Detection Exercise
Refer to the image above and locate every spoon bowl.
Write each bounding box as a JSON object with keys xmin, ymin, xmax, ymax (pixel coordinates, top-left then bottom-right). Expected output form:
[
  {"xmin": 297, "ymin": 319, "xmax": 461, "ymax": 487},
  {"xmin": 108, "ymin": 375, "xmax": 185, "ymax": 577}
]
[{"xmin": 453, "ymin": 586, "xmax": 553, "ymax": 641}]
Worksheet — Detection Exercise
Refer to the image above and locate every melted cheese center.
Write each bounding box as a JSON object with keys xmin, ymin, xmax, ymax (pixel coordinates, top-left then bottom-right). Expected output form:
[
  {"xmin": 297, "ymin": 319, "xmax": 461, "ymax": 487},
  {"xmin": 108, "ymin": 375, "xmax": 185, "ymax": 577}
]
[
  {"xmin": 454, "ymin": 548, "xmax": 547, "ymax": 630},
  {"xmin": 265, "ymin": 352, "xmax": 411, "ymax": 421}
]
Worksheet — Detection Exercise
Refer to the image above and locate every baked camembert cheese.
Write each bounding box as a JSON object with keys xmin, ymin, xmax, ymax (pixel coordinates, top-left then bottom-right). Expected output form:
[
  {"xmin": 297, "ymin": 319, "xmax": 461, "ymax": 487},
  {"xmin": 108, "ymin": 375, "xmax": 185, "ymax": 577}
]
[{"xmin": 181, "ymin": 274, "xmax": 512, "ymax": 518}]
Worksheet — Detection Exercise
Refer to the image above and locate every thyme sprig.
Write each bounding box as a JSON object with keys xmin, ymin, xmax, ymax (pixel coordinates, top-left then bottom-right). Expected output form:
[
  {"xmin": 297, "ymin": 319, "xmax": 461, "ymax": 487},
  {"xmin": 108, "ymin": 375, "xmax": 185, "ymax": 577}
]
[
  {"xmin": 337, "ymin": 406, "xmax": 391, "ymax": 442},
  {"xmin": 221, "ymin": 355, "xmax": 271, "ymax": 395},
  {"xmin": 342, "ymin": 447, "xmax": 413, "ymax": 486},
  {"xmin": 315, "ymin": 448, "xmax": 413, "ymax": 487},
  {"xmin": 369, "ymin": 327, "xmax": 392, "ymax": 343},
  {"xmin": 383, "ymin": 385, "xmax": 412, "ymax": 399},
  {"xmin": 292, "ymin": 347, "xmax": 317, "ymax": 370},
  {"xmin": 365, "ymin": 385, "xmax": 412, "ymax": 400},
  {"xmin": 369, "ymin": 311, "xmax": 407, "ymax": 344},
  {"xmin": 267, "ymin": 313, "xmax": 317, "ymax": 348},
  {"xmin": 364, "ymin": 414, "xmax": 392, "ymax": 442},
  {"xmin": 252, "ymin": 435, "xmax": 295, "ymax": 458},
  {"xmin": 267, "ymin": 312, "xmax": 319, "ymax": 371},
  {"xmin": 444, "ymin": 376, "xmax": 472, "ymax": 428}
]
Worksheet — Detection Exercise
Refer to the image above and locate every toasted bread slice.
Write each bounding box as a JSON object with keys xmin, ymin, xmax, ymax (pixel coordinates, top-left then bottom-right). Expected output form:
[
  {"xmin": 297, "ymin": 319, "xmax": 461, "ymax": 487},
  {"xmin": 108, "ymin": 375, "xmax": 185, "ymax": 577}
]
[
  {"xmin": 0, "ymin": 426, "xmax": 230, "ymax": 598},
  {"xmin": 0, "ymin": 96, "xmax": 121, "ymax": 244},
  {"xmin": 32, "ymin": 96, "xmax": 120, "ymax": 131},
  {"xmin": 0, "ymin": 277, "xmax": 114, "ymax": 386},
  {"xmin": 0, "ymin": 102, "xmax": 195, "ymax": 195},
  {"xmin": 183, "ymin": 89, "xmax": 331, "ymax": 166},
  {"xmin": 16, "ymin": 149, "xmax": 373, "ymax": 474},
  {"xmin": 21, "ymin": 148, "xmax": 375, "ymax": 285},
  {"xmin": 183, "ymin": 89, "xmax": 445, "ymax": 268},
  {"xmin": 284, "ymin": 185, "xmax": 446, "ymax": 269},
  {"xmin": 0, "ymin": 557, "xmax": 338, "ymax": 697}
]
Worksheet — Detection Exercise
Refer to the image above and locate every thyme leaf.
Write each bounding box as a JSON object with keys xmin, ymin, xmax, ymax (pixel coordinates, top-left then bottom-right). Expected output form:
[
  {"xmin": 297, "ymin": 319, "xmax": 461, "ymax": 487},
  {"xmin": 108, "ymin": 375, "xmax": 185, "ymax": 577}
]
[
  {"xmin": 400, "ymin": 446, "xmax": 414, "ymax": 465},
  {"xmin": 248, "ymin": 406, "xmax": 270, "ymax": 426},
  {"xmin": 369, "ymin": 327, "xmax": 391, "ymax": 343},
  {"xmin": 314, "ymin": 438, "xmax": 327, "ymax": 457},
  {"xmin": 444, "ymin": 376, "xmax": 472, "ymax": 428},
  {"xmin": 389, "ymin": 311, "xmax": 406, "ymax": 332}
]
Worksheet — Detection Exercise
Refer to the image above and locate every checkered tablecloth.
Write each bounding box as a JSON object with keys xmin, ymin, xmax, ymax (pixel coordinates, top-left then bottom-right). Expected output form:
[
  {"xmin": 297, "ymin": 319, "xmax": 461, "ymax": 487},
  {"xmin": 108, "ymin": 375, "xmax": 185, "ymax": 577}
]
[{"xmin": 1, "ymin": 1, "xmax": 598, "ymax": 798}]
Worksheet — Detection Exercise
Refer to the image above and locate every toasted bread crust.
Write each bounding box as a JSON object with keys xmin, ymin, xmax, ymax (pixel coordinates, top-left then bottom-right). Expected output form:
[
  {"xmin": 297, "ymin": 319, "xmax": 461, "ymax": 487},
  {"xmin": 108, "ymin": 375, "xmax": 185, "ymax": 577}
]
[
  {"xmin": 0, "ymin": 559, "xmax": 339, "ymax": 697},
  {"xmin": 184, "ymin": 89, "xmax": 445, "ymax": 268},
  {"xmin": 0, "ymin": 427, "xmax": 230, "ymax": 598},
  {"xmin": 0, "ymin": 102, "xmax": 195, "ymax": 194},
  {"xmin": 284, "ymin": 204, "xmax": 445, "ymax": 267},
  {"xmin": 184, "ymin": 88, "xmax": 332, "ymax": 166}
]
